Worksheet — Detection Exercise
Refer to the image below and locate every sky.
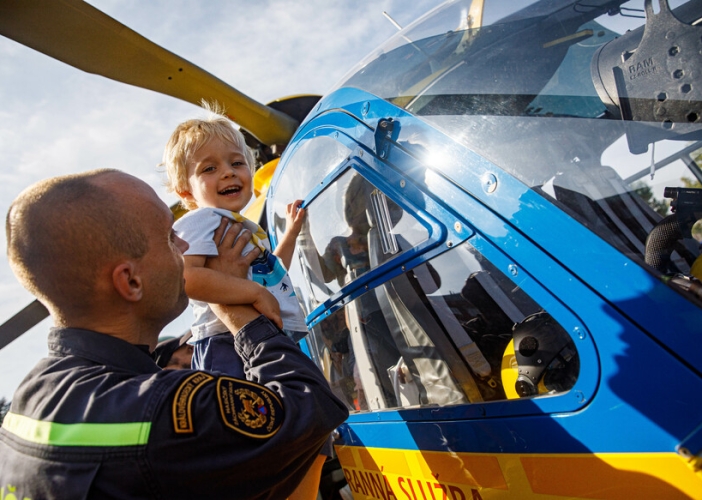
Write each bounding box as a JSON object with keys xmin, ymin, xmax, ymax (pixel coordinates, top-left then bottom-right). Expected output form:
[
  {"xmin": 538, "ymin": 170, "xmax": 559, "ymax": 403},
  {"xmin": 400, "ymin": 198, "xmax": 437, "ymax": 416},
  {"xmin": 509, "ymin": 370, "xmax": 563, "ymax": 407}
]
[
  {"xmin": 0, "ymin": 0, "xmax": 660, "ymax": 399},
  {"xmin": 0, "ymin": 0, "xmax": 450, "ymax": 399}
]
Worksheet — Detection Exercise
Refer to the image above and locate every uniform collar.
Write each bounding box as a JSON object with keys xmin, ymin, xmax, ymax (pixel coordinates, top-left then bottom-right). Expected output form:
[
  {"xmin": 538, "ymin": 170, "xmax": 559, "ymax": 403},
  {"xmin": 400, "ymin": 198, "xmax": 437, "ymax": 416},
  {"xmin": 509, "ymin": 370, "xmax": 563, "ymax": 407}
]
[{"xmin": 47, "ymin": 327, "xmax": 160, "ymax": 374}]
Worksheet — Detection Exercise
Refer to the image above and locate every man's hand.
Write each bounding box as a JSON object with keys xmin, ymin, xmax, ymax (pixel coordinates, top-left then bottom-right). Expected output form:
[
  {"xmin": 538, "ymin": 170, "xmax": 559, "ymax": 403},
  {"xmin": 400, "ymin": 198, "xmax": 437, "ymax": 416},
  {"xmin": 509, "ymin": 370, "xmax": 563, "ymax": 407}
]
[
  {"xmin": 251, "ymin": 288, "xmax": 282, "ymax": 329},
  {"xmin": 206, "ymin": 218, "xmax": 258, "ymax": 278},
  {"xmin": 205, "ymin": 217, "xmax": 282, "ymax": 329}
]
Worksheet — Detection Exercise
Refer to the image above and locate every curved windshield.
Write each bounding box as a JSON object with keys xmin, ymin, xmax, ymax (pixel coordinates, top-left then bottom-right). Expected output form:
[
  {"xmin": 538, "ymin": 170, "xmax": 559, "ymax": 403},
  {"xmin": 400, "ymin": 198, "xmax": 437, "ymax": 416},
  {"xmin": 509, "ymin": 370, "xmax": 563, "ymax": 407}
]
[{"xmin": 334, "ymin": 0, "xmax": 702, "ymax": 294}]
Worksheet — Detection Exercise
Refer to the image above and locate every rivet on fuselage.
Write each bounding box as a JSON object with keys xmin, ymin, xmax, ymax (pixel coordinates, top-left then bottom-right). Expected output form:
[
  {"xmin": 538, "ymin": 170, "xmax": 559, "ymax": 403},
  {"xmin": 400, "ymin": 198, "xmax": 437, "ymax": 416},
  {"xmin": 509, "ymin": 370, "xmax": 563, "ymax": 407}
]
[{"xmin": 482, "ymin": 172, "xmax": 498, "ymax": 194}]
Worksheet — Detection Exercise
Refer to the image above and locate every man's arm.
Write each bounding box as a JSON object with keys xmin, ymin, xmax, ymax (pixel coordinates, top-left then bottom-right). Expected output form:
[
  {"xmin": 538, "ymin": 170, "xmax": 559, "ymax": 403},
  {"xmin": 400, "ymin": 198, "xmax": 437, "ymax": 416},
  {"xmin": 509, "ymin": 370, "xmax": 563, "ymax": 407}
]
[
  {"xmin": 150, "ymin": 219, "xmax": 348, "ymax": 498},
  {"xmin": 151, "ymin": 314, "xmax": 348, "ymax": 499},
  {"xmin": 183, "ymin": 255, "xmax": 281, "ymax": 323}
]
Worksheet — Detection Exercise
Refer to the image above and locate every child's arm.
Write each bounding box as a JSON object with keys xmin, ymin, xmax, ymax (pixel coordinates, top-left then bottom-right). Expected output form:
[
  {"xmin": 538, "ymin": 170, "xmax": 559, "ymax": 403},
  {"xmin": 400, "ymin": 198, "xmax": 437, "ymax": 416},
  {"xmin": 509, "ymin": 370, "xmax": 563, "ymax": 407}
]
[
  {"xmin": 273, "ymin": 199, "xmax": 305, "ymax": 270},
  {"xmin": 183, "ymin": 254, "xmax": 282, "ymax": 328}
]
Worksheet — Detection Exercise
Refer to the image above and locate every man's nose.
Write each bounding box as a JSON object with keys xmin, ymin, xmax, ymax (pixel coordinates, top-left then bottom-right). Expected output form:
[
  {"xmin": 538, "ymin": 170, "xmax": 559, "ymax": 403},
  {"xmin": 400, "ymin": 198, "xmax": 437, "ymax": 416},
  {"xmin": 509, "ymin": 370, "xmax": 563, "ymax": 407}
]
[{"xmin": 175, "ymin": 234, "xmax": 189, "ymax": 253}]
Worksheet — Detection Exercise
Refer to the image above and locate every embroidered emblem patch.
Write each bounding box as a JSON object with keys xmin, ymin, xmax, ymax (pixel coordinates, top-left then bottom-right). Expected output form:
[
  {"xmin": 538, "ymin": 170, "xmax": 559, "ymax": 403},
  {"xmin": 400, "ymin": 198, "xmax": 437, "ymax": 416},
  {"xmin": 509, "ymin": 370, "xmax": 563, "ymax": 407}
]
[
  {"xmin": 216, "ymin": 377, "xmax": 284, "ymax": 438},
  {"xmin": 172, "ymin": 372, "xmax": 215, "ymax": 434}
]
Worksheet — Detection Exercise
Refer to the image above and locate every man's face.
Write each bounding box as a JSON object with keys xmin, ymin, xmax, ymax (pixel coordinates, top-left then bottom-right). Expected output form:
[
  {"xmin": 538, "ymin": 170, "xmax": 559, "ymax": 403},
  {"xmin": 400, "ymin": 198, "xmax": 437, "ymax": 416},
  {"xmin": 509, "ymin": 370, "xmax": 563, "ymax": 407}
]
[
  {"xmin": 164, "ymin": 344, "xmax": 194, "ymax": 370},
  {"xmin": 179, "ymin": 136, "xmax": 253, "ymax": 213},
  {"xmin": 126, "ymin": 178, "xmax": 190, "ymax": 331}
]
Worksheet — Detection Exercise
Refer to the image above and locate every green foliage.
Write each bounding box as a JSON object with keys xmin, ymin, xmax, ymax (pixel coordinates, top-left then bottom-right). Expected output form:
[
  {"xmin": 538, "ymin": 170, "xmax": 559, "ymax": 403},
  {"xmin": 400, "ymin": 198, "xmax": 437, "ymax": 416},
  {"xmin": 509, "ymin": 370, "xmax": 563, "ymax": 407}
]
[
  {"xmin": 681, "ymin": 177, "xmax": 702, "ymax": 189},
  {"xmin": 0, "ymin": 397, "xmax": 10, "ymax": 425},
  {"xmin": 632, "ymin": 181, "xmax": 669, "ymax": 216},
  {"xmin": 680, "ymin": 148, "xmax": 702, "ymax": 189},
  {"xmin": 684, "ymin": 149, "xmax": 702, "ymax": 189}
]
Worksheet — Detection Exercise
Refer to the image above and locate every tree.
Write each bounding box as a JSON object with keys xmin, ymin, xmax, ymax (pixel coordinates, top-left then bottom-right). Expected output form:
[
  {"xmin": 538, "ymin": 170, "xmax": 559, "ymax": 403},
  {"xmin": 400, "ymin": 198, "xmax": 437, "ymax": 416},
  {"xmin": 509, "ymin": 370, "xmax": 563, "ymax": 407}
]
[
  {"xmin": 632, "ymin": 181, "xmax": 669, "ymax": 216},
  {"xmin": 681, "ymin": 177, "xmax": 702, "ymax": 189},
  {"xmin": 682, "ymin": 149, "xmax": 702, "ymax": 189}
]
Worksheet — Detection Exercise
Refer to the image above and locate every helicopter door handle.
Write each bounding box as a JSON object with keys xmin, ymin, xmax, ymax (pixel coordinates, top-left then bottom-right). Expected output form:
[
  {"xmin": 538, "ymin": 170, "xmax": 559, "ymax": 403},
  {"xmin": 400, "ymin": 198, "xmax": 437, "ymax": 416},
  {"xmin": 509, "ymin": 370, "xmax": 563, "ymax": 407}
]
[{"xmin": 374, "ymin": 118, "xmax": 397, "ymax": 160}]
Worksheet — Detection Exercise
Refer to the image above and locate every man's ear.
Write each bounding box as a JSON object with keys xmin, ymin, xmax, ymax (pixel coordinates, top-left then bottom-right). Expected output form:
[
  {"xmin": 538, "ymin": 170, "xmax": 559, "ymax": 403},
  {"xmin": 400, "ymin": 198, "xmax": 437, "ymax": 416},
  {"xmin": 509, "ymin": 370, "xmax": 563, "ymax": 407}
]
[{"xmin": 112, "ymin": 261, "xmax": 143, "ymax": 302}]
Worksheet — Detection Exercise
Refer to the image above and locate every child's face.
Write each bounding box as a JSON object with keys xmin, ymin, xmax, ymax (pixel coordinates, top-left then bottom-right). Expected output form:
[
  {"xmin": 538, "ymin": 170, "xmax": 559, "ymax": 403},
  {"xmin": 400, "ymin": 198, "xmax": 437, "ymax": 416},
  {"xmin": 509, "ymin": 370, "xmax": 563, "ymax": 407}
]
[{"xmin": 179, "ymin": 137, "xmax": 253, "ymax": 212}]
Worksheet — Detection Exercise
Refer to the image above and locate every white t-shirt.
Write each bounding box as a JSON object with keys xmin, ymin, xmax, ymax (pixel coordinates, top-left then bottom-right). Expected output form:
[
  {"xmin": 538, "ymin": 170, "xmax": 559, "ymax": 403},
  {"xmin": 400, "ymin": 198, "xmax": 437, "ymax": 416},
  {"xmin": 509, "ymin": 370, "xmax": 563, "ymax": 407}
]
[{"xmin": 174, "ymin": 207, "xmax": 307, "ymax": 340}]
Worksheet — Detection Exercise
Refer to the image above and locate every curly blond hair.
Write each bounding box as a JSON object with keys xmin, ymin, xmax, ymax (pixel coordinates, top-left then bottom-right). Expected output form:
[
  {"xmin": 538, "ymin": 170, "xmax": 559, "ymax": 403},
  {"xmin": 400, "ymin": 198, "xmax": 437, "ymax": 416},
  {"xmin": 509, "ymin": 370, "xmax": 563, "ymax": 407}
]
[{"xmin": 162, "ymin": 102, "xmax": 256, "ymax": 210}]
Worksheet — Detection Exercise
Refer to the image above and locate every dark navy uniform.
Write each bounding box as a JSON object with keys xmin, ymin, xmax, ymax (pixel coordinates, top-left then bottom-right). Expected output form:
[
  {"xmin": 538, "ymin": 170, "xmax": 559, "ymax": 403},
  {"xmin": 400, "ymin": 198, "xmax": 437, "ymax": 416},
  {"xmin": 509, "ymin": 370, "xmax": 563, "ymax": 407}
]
[{"xmin": 0, "ymin": 315, "xmax": 348, "ymax": 500}]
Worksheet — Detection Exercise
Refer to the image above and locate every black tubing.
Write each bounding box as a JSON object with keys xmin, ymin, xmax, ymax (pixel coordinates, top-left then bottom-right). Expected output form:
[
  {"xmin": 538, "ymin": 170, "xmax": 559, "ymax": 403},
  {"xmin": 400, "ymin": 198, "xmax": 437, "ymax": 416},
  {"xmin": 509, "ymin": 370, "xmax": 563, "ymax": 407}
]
[{"xmin": 645, "ymin": 214, "xmax": 683, "ymax": 271}]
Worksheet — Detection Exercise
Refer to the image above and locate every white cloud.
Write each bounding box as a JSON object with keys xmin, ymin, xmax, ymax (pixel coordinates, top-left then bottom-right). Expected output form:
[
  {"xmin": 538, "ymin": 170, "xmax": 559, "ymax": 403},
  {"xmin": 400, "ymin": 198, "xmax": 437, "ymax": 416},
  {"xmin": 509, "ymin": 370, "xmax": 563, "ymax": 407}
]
[{"xmin": 0, "ymin": 0, "xmax": 445, "ymax": 399}]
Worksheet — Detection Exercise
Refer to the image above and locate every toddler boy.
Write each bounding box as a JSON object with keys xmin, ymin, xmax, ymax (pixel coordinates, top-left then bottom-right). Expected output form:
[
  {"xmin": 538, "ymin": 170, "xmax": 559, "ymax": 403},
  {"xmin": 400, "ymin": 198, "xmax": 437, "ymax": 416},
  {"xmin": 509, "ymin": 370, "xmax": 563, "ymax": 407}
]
[
  {"xmin": 162, "ymin": 108, "xmax": 307, "ymax": 372},
  {"xmin": 162, "ymin": 107, "xmax": 326, "ymax": 500}
]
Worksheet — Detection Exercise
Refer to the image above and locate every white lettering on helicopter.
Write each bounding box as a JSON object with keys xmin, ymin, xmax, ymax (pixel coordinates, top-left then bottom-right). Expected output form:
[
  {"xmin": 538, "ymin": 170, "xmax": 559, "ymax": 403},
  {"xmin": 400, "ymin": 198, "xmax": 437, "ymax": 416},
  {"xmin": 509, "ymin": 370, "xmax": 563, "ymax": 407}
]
[
  {"xmin": 342, "ymin": 468, "xmax": 484, "ymax": 500},
  {"xmin": 628, "ymin": 57, "xmax": 657, "ymax": 80}
]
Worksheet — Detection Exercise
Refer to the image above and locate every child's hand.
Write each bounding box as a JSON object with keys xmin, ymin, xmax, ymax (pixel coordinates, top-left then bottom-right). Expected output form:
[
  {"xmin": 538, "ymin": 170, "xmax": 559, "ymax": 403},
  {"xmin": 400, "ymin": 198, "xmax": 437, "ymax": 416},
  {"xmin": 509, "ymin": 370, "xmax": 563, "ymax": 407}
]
[
  {"xmin": 253, "ymin": 287, "xmax": 282, "ymax": 329},
  {"xmin": 274, "ymin": 201, "xmax": 306, "ymax": 270},
  {"xmin": 284, "ymin": 200, "xmax": 306, "ymax": 239}
]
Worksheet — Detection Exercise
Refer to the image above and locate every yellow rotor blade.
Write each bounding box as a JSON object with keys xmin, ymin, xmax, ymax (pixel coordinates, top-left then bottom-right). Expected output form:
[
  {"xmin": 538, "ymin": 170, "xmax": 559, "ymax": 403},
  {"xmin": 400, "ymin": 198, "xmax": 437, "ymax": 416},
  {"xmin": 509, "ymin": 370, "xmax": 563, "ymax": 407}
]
[
  {"xmin": 468, "ymin": 0, "xmax": 485, "ymax": 29},
  {"xmin": 0, "ymin": 0, "xmax": 298, "ymax": 146}
]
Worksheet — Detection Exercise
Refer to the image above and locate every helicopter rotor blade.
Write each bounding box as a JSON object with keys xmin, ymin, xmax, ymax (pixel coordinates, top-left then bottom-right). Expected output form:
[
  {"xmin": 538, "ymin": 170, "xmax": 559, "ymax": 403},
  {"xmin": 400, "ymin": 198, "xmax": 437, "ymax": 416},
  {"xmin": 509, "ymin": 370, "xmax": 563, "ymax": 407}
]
[
  {"xmin": 0, "ymin": 0, "xmax": 299, "ymax": 146},
  {"xmin": 0, "ymin": 300, "xmax": 49, "ymax": 351}
]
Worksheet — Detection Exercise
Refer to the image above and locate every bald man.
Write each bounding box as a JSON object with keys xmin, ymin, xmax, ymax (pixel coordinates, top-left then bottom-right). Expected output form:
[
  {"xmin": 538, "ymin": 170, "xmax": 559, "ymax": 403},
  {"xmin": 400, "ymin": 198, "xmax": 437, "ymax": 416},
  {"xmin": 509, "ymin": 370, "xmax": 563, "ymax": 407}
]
[{"xmin": 0, "ymin": 169, "xmax": 348, "ymax": 500}]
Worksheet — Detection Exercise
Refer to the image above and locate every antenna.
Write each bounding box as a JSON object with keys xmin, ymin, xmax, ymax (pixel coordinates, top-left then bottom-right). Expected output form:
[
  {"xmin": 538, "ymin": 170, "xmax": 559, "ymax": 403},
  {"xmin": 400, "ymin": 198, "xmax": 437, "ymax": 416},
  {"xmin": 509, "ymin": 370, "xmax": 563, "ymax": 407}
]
[{"xmin": 382, "ymin": 11, "xmax": 403, "ymax": 31}]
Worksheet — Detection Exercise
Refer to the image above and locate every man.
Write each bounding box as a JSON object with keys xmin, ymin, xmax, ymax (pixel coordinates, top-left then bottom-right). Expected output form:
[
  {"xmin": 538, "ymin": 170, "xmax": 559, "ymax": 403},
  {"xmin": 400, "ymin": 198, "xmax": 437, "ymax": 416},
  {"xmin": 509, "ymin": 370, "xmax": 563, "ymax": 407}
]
[
  {"xmin": 0, "ymin": 169, "xmax": 348, "ymax": 499},
  {"xmin": 153, "ymin": 331, "xmax": 193, "ymax": 370}
]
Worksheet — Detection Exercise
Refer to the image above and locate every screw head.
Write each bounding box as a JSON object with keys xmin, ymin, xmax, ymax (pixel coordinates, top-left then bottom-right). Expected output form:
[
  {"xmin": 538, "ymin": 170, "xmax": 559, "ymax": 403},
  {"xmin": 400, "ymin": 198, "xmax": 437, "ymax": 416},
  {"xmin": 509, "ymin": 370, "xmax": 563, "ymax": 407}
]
[{"xmin": 482, "ymin": 173, "xmax": 498, "ymax": 193}]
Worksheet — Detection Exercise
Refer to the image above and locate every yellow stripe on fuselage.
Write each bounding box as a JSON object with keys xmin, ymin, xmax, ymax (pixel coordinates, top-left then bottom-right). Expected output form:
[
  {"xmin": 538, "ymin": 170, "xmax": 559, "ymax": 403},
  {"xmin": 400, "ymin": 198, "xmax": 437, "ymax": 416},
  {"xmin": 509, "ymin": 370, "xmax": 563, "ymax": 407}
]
[{"xmin": 335, "ymin": 445, "xmax": 702, "ymax": 499}]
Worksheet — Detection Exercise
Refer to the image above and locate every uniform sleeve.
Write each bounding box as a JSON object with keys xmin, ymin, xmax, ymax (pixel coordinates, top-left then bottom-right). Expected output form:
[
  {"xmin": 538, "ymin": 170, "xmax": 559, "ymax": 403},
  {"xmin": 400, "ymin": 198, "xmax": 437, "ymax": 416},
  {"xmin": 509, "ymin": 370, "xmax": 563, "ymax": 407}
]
[{"xmin": 147, "ymin": 316, "xmax": 349, "ymax": 499}]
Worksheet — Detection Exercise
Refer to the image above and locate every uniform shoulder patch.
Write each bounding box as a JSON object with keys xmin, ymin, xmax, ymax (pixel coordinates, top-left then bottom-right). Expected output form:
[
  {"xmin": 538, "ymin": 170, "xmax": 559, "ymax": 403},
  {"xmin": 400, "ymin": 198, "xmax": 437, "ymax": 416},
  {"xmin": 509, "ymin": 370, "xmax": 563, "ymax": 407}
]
[
  {"xmin": 216, "ymin": 376, "xmax": 284, "ymax": 439},
  {"xmin": 172, "ymin": 371, "xmax": 215, "ymax": 434}
]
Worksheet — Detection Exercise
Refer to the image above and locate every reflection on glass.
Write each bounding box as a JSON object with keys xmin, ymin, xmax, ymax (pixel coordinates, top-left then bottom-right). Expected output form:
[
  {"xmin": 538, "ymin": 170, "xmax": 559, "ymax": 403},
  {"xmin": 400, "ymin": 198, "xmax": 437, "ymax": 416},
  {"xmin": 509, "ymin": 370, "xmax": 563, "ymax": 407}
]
[
  {"xmin": 333, "ymin": 0, "xmax": 702, "ymax": 304},
  {"xmin": 269, "ymin": 136, "xmax": 352, "ymax": 315},
  {"xmin": 271, "ymin": 135, "xmax": 352, "ymax": 206},
  {"xmin": 308, "ymin": 240, "xmax": 580, "ymax": 412},
  {"xmin": 296, "ymin": 169, "xmax": 429, "ymax": 308}
]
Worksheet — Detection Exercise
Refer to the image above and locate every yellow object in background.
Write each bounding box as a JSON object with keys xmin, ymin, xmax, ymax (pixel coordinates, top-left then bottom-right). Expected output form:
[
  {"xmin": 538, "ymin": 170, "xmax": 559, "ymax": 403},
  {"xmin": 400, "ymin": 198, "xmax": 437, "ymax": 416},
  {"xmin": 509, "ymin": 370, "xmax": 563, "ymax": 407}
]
[
  {"xmin": 253, "ymin": 158, "xmax": 279, "ymax": 197},
  {"xmin": 691, "ymin": 254, "xmax": 702, "ymax": 280},
  {"xmin": 501, "ymin": 339, "xmax": 519, "ymax": 400},
  {"xmin": 243, "ymin": 158, "xmax": 280, "ymax": 224}
]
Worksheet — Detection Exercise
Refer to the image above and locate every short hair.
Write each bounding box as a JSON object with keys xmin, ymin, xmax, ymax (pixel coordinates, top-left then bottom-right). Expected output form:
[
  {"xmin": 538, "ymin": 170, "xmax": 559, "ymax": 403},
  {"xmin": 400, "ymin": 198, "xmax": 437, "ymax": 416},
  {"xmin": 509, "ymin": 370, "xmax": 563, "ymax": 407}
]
[
  {"xmin": 162, "ymin": 102, "xmax": 256, "ymax": 210},
  {"xmin": 6, "ymin": 169, "xmax": 148, "ymax": 314}
]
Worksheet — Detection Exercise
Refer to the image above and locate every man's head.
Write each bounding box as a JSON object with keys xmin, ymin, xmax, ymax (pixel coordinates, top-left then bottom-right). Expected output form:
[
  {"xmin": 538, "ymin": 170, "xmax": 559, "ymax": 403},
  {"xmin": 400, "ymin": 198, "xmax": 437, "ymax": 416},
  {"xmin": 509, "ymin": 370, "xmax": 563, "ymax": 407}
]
[
  {"xmin": 6, "ymin": 170, "xmax": 189, "ymax": 339},
  {"xmin": 162, "ymin": 106, "xmax": 256, "ymax": 212}
]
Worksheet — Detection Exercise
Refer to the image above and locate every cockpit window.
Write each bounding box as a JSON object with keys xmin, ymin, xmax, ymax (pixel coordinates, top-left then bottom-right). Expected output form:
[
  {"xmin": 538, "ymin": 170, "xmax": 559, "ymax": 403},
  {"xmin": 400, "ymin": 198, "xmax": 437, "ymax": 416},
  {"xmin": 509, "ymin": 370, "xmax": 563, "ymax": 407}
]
[
  {"xmin": 306, "ymin": 239, "xmax": 579, "ymax": 412},
  {"xmin": 293, "ymin": 169, "xmax": 429, "ymax": 310},
  {"xmin": 334, "ymin": 0, "xmax": 702, "ymax": 303}
]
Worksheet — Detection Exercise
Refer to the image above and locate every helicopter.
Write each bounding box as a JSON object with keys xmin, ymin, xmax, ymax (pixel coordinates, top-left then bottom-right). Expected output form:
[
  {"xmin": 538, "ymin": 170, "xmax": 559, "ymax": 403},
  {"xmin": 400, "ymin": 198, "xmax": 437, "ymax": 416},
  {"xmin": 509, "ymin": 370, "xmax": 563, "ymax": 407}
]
[{"xmin": 2, "ymin": 0, "xmax": 702, "ymax": 499}]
